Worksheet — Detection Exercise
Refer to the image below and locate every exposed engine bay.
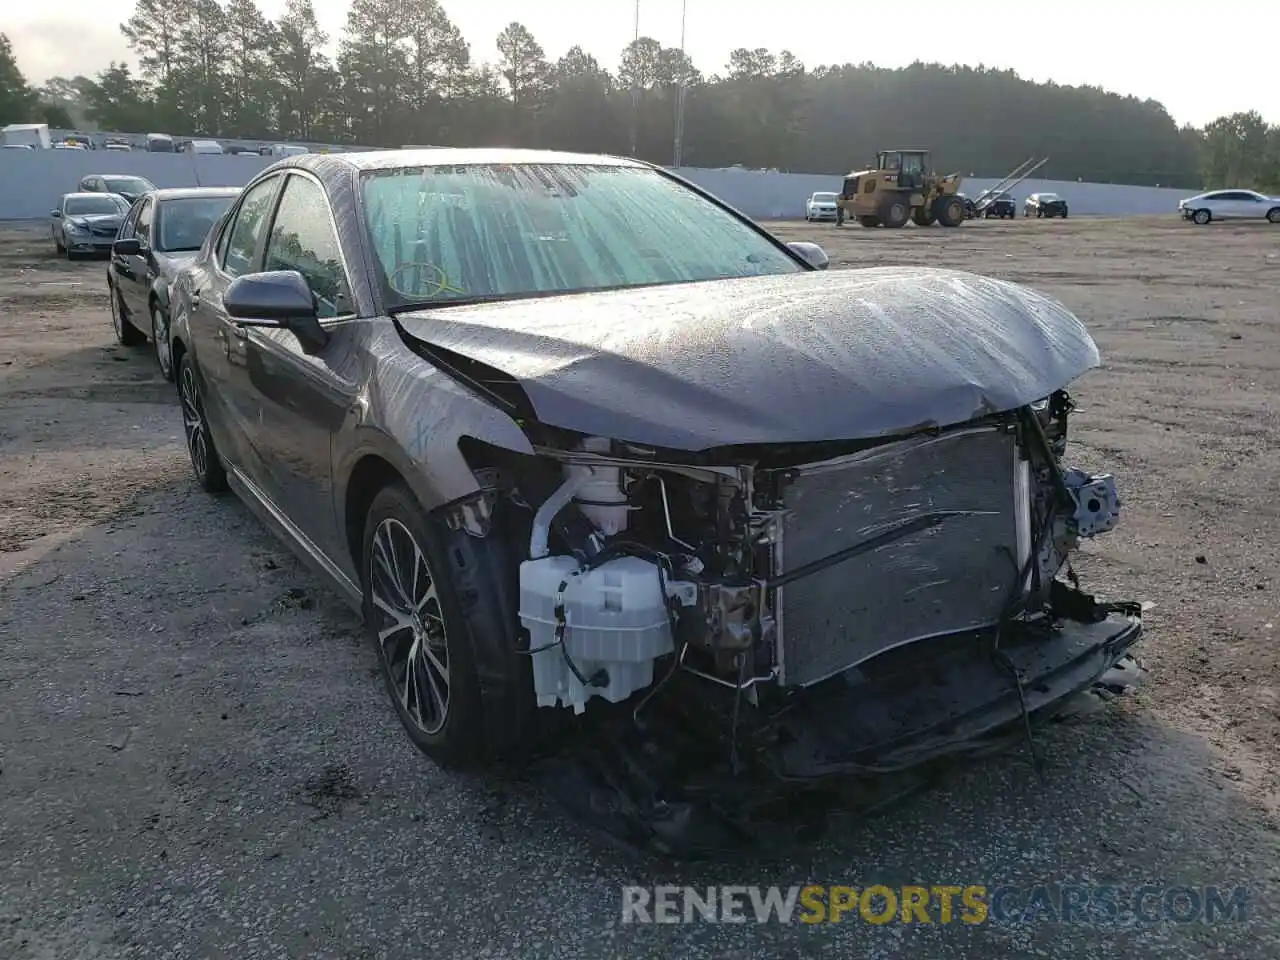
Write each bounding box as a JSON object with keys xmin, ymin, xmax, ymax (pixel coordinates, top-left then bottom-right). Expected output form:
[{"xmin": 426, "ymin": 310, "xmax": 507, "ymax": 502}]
[
  {"xmin": 507, "ymin": 391, "xmax": 1124, "ymax": 708},
  {"xmin": 454, "ymin": 390, "xmax": 1142, "ymax": 856}
]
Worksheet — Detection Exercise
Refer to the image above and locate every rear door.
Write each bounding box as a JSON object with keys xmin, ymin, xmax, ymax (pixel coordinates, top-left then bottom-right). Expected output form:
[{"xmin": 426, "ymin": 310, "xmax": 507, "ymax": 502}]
[
  {"xmin": 186, "ymin": 173, "xmax": 285, "ymax": 485},
  {"xmin": 1236, "ymin": 192, "xmax": 1268, "ymax": 219}
]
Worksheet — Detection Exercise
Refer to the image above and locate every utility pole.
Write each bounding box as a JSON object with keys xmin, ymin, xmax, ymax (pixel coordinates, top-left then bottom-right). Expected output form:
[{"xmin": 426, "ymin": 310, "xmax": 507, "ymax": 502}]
[
  {"xmin": 629, "ymin": 0, "xmax": 640, "ymax": 158},
  {"xmin": 672, "ymin": 0, "xmax": 687, "ymax": 167}
]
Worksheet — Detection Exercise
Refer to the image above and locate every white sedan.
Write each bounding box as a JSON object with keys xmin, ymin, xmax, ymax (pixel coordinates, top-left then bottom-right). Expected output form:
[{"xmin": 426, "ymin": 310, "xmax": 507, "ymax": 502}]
[
  {"xmin": 1178, "ymin": 189, "xmax": 1280, "ymax": 225},
  {"xmin": 805, "ymin": 191, "xmax": 839, "ymax": 221}
]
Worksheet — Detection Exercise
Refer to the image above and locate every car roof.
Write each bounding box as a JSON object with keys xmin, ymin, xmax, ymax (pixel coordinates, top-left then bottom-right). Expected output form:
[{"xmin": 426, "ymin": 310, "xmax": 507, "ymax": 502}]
[
  {"xmin": 274, "ymin": 146, "xmax": 649, "ymax": 175},
  {"xmin": 147, "ymin": 187, "xmax": 242, "ymax": 201}
]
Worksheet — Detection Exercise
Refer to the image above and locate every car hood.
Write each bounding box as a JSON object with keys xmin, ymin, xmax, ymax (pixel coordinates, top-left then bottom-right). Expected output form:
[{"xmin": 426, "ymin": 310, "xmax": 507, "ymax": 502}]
[
  {"xmin": 153, "ymin": 251, "xmax": 197, "ymax": 275},
  {"xmin": 395, "ymin": 267, "xmax": 1101, "ymax": 450},
  {"xmin": 68, "ymin": 213, "xmax": 123, "ymax": 229}
]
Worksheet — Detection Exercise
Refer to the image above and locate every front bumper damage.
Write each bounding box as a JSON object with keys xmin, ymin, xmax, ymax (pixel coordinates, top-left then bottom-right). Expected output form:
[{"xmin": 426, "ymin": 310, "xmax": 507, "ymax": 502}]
[
  {"xmin": 512, "ymin": 401, "xmax": 1145, "ymax": 859},
  {"xmin": 533, "ymin": 582, "xmax": 1142, "ymax": 860}
]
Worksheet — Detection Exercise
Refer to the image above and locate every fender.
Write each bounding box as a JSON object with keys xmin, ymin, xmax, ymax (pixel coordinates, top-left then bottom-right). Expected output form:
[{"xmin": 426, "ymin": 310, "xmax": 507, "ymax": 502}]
[{"xmin": 149, "ymin": 274, "xmax": 173, "ymax": 315}]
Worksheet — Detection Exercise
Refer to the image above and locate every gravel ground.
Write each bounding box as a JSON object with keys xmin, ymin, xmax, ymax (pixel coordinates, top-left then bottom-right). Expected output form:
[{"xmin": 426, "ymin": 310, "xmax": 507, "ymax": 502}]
[{"xmin": 2, "ymin": 216, "xmax": 1279, "ymax": 959}]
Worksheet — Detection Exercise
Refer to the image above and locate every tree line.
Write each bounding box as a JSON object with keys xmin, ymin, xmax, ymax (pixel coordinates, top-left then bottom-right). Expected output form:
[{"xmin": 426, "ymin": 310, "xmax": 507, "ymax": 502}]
[{"xmin": 1, "ymin": 0, "xmax": 1278, "ymax": 191}]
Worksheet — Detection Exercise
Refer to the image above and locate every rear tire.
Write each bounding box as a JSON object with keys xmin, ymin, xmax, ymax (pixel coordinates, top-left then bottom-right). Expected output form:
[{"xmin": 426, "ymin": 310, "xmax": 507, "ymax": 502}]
[
  {"xmin": 361, "ymin": 482, "xmax": 534, "ymax": 768},
  {"xmin": 880, "ymin": 197, "xmax": 910, "ymax": 228}
]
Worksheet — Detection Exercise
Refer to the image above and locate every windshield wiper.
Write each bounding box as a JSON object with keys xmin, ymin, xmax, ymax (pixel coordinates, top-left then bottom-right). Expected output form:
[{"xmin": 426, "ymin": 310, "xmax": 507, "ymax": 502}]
[{"xmin": 386, "ymin": 294, "xmax": 522, "ymax": 315}]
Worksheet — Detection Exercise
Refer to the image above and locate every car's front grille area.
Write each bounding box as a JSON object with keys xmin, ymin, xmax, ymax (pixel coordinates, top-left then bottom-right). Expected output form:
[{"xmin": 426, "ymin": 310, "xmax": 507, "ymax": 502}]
[
  {"xmin": 775, "ymin": 425, "xmax": 1029, "ymax": 688},
  {"xmin": 90, "ymin": 225, "xmax": 117, "ymax": 237}
]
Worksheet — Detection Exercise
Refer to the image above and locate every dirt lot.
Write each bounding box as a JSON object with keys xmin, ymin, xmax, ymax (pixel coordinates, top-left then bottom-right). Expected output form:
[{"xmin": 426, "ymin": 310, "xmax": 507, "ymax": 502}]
[{"xmin": 2, "ymin": 216, "xmax": 1279, "ymax": 958}]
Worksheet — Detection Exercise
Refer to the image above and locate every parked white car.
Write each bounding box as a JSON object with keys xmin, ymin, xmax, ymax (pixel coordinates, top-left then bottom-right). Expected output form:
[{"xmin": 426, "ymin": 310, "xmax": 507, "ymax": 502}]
[
  {"xmin": 183, "ymin": 139, "xmax": 224, "ymax": 155},
  {"xmin": 805, "ymin": 191, "xmax": 839, "ymax": 222},
  {"xmin": 1179, "ymin": 189, "xmax": 1280, "ymax": 225}
]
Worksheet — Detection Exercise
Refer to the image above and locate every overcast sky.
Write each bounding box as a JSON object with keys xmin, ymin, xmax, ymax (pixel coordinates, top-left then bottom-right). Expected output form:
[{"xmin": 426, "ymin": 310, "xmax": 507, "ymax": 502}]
[{"xmin": 7, "ymin": 0, "xmax": 1277, "ymax": 128}]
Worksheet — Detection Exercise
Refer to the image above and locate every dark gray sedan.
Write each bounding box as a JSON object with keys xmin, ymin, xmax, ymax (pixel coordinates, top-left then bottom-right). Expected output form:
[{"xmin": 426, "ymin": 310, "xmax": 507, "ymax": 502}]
[
  {"xmin": 168, "ymin": 148, "xmax": 1142, "ymax": 856},
  {"xmin": 79, "ymin": 173, "xmax": 158, "ymax": 206},
  {"xmin": 107, "ymin": 187, "xmax": 241, "ymax": 379},
  {"xmin": 51, "ymin": 192, "xmax": 131, "ymax": 259}
]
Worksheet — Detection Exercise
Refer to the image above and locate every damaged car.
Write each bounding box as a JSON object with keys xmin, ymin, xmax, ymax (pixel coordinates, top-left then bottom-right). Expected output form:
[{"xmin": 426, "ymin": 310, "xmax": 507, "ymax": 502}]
[{"xmin": 169, "ymin": 148, "xmax": 1142, "ymax": 855}]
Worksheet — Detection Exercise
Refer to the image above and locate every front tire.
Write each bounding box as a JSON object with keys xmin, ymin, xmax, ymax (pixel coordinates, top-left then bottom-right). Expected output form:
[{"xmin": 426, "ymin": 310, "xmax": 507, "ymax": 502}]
[
  {"xmin": 1267, "ymin": 207, "xmax": 1280, "ymax": 224},
  {"xmin": 110, "ymin": 283, "xmax": 146, "ymax": 347},
  {"xmin": 177, "ymin": 353, "xmax": 228, "ymax": 493},
  {"xmin": 1192, "ymin": 208, "xmax": 1211, "ymax": 225},
  {"xmin": 934, "ymin": 195, "xmax": 966, "ymax": 227},
  {"xmin": 362, "ymin": 483, "xmax": 533, "ymax": 768},
  {"xmin": 880, "ymin": 198, "xmax": 909, "ymax": 228}
]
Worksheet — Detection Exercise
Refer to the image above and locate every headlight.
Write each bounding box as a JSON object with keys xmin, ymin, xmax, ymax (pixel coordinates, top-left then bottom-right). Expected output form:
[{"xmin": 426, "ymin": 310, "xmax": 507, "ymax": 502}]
[{"xmin": 65, "ymin": 221, "xmax": 87, "ymax": 234}]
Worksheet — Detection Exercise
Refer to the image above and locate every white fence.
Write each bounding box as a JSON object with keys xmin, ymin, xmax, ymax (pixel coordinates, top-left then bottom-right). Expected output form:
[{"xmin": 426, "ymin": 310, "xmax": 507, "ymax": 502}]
[{"xmin": 0, "ymin": 149, "xmax": 1191, "ymax": 222}]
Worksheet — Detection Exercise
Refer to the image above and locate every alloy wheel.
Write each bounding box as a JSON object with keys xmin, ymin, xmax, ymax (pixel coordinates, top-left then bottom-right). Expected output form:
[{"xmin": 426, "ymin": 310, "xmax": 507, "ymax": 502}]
[
  {"xmin": 369, "ymin": 517, "xmax": 450, "ymax": 736},
  {"xmin": 179, "ymin": 363, "xmax": 208, "ymax": 478},
  {"xmin": 109, "ymin": 286, "xmax": 122, "ymax": 341},
  {"xmin": 152, "ymin": 306, "xmax": 173, "ymax": 379}
]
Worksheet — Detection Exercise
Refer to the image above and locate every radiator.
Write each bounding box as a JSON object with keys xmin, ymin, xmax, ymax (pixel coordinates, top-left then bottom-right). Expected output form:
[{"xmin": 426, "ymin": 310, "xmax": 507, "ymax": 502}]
[{"xmin": 775, "ymin": 425, "xmax": 1032, "ymax": 688}]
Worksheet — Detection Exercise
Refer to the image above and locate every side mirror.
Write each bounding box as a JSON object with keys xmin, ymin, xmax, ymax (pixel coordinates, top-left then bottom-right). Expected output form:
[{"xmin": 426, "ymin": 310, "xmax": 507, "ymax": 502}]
[
  {"xmin": 113, "ymin": 238, "xmax": 141, "ymax": 256},
  {"xmin": 225, "ymin": 270, "xmax": 328, "ymax": 352},
  {"xmin": 51, "ymin": 209, "xmax": 62, "ymax": 218},
  {"xmin": 787, "ymin": 241, "xmax": 830, "ymax": 271}
]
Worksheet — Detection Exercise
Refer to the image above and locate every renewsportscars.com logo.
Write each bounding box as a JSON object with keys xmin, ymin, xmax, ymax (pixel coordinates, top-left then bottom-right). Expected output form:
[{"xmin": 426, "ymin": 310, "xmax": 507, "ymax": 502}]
[{"xmin": 620, "ymin": 884, "xmax": 1251, "ymax": 926}]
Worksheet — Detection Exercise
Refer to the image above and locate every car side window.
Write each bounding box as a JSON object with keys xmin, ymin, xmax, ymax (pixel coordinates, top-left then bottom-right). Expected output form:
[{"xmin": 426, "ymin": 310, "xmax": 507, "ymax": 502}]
[
  {"xmin": 133, "ymin": 198, "xmax": 154, "ymax": 246},
  {"xmin": 117, "ymin": 202, "xmax": 141, "ymax": 239},
  {"xmin": 261, "ymin": 174, "xmax": 352, "ymax": 319},
  {"xmin": 221, "ymin": 176, "xmax": 280, "ymax": 278}
]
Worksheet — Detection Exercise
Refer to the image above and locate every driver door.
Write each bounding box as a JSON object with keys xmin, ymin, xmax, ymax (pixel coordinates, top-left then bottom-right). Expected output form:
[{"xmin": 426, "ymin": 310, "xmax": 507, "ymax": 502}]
[
  {"xmin": 117, "ymin": 197, "xmax": 154, "ymax": 318},
  {"xmin": 186, "ymin": 173, "xmax": 285, "ymax": 487},
  {"xmin": 238, "ymin": 171, "xmax": 358, "ymax": 562}
]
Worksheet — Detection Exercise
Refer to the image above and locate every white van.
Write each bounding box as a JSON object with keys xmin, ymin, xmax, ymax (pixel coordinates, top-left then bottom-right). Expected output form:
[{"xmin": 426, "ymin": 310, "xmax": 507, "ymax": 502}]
[{"xmin": 184, "ymin": 139, "xmax": 224, "ymax": 155}]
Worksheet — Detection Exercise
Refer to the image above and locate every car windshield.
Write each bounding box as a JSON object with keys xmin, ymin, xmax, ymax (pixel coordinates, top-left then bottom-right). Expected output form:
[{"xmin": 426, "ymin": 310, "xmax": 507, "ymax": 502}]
[
  {"xmin": 1038, "ymin": 193, "xmax": 1061, "ymax": 202},
  {"xmin": 104, "ymin": 176, "xmax": 155, "ymax": 194},
  {"xmin": 812, "ymin": 192, "xmax": 837, "ymax": 202},
  {"xmin": 65, "ymin": 195, "xmax": 128, "ymax": 216},
  {"xmin": 361, "ymin": 163, "xmax": 804, "ymax": 309},
  {"xmin": 157, "ymin": 195, "xmax": 237, "ymax": 251}
]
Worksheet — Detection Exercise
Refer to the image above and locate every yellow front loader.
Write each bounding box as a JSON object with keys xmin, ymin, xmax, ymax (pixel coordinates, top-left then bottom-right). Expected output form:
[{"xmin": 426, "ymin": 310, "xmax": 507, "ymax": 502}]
[{"xmin": 835, "ymin": 149, "xmax": 966, "ymax": 228}]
